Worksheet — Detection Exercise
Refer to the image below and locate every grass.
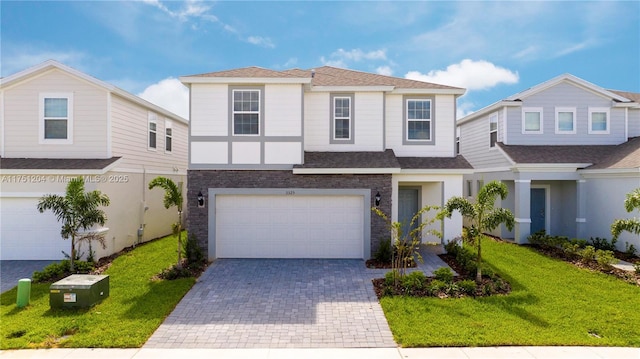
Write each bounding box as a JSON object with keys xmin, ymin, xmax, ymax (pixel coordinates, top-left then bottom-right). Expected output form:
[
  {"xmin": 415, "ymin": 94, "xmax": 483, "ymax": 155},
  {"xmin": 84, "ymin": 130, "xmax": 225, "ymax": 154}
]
[
  {"xmin": 381, "ymin": 238, "xmax": 640, "ymax": 347},
  {"xmin": 1, "ymin": 233, "xmax": 195, "ymax": 349}
]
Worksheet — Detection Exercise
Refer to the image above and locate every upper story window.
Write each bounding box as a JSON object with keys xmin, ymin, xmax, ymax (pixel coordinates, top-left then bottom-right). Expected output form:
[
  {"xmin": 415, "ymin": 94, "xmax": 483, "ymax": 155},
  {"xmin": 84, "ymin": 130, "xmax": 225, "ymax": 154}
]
[
  {"xmin": 555, "ymin": 107, "xmax": 576, "ymax": 134},
  {"xmin": 406, "ymin": 99, "xmax": 432, "ymax": 141},
  {"xmin": 233, "ymin": 89, "xmax": 260, "ymax": 135},
  {"xmin": 39, "ymin": 93, "xmax": 73, "ymax": 144},
  {"xmin": 522, "ymin": 107, "xmax": 543, "ymax": 134},
  {"xmin": 588, "ymin": 107, "xmax": 610, "ymax": 134},
  {"xmin": 489, "ymin": 113, "xmax": 498, "ymax": 147},
  {"xmin": 456, "ymin": 127, "xmax": 460, "ymax": 155},
  {"xmin": 165, "ymin": 120, "xmax": 172, "ymax": 153},
  {"xmin": 148, "ymin": 112, "xmax": 157, "ymax": 149},
  {"xmin": 330, "ymin": 93, "xmax": 355, "ymax": 144}
]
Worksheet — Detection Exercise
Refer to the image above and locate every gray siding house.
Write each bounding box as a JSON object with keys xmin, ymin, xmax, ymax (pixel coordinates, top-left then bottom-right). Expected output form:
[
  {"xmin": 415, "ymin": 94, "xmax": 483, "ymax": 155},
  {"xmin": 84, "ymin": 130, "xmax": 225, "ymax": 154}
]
[
  {"xmin": 457, "ymin": 74, "xmax": 640, "ymax": 250},
  {"xmin": 181, "ymin": 66, "xmax": 473, "ymax": 260}
]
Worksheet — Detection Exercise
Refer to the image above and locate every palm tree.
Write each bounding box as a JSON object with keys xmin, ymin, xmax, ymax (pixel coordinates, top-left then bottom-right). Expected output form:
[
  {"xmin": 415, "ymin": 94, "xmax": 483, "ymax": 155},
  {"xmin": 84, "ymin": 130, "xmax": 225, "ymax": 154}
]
[
  {"xmin": 440, "ymin": 180, "xmax": 515, "ymax": 283},
  {"xmin": 611, "ymin": 188, "xmax": 640, "ymax": 242},
  {"xmin": 37, "ymin": 177, "xmax": 110, "ymax": 271},
  {"xmin": 148, "ymin": 176, "xmax": 184, "ymax": 268}
]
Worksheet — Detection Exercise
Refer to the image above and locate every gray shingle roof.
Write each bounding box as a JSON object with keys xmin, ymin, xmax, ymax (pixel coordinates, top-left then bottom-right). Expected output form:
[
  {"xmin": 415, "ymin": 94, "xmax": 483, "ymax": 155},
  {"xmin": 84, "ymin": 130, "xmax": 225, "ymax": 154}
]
[
  {"xmin": 397, "ymin": 156, "xmax": 473, "ymax": 169},
  {"xmin": 609, "ymin": 90, "xmax": 640, "ymax": 103},
  {"xmin": 0, "ymin": 157, "xmax": 121, "ymax": 170},
  {"xmin": 586, "ymin": 137, "xmax": 640, "ymax": 170},
  {"xmin": 294, "ymin": 150, "xmax": 400, "ymax": 169}
]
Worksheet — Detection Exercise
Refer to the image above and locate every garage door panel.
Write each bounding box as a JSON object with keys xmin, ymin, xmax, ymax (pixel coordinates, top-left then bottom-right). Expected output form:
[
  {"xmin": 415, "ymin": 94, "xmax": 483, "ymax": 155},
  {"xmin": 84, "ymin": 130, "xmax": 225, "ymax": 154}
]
[{"xmin": 215, "ymin": 194, "xmax": 363, "ymax": 258}]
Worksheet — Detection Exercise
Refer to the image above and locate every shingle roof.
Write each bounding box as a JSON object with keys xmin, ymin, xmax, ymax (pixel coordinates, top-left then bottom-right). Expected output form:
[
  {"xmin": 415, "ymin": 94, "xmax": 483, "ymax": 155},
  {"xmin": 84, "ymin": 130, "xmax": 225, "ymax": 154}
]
[
  {"xmin": 586, "ymin": 137, "xmax": 640, "ymax": 170},
  {"xmin": 397, "ymin": 156, "xmax": 473, "ymax": 169},
  {"xmin": 0, "ymin": 157, "xmax": 121, "ymax": 170},
  {"xmin": 186, "ymin": 66, "xmax": 464, "ymax": 91},
  {"xmin": 294, "ymin": 150, "xmax": 400, "ymax": 169},
  {"xmin": 497, "ymin": 143, "xmax": 616, "ymax": 165},
  {"xmin": 609, "ymin": 90, "xmax": 640, "ymax": 103}
]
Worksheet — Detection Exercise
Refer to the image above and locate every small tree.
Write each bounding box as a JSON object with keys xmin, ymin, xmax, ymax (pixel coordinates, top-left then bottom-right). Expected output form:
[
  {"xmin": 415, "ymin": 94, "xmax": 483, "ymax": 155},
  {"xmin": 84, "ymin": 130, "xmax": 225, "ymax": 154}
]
[
  {"xmin": 372, "ymin": 205, "xmax": 442, "ymax": 285},
  {"xmin": 439, "ymin": 180, "xmax": 514, "ymax": 283},
  {"xmin": 149, "ymin": 176, "xmax": 184, "ymax": 268},
  {"xmin": 37, "ymin": 177, "xmax": 110, "ymax": 271},
  {"xmin": 611, "ymin": 188, "xmax": 640, "ymax": 243}
]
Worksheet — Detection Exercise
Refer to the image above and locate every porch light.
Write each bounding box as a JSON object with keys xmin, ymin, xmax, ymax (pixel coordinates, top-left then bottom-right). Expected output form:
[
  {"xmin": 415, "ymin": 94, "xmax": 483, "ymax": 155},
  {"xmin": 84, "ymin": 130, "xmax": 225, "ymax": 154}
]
[
  {"xmin": 375, "ymin": 192, "xmax": 381, "ymax": 207},
  {"xmin": 197, "ymin": 191, "xmax": 205, "ymax": 208}
]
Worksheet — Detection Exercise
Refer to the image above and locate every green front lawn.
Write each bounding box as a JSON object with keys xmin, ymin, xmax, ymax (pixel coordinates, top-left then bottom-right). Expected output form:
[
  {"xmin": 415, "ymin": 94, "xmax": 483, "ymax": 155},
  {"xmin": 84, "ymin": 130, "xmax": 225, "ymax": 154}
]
[
  {"xmin": 381, "ymin": 239, "xmax": 640, "ymax": 347},
  {"xmin": 1, "ymin": 234, "xmax": 195, "ymax": 349}
]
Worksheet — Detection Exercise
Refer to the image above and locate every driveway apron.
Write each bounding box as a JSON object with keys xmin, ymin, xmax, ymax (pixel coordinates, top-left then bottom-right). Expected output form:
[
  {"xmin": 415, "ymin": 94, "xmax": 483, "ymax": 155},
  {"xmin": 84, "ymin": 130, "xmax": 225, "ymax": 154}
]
[{"xmin": 144, "ymin": 259, "xmax": 396, "ymax": 349}]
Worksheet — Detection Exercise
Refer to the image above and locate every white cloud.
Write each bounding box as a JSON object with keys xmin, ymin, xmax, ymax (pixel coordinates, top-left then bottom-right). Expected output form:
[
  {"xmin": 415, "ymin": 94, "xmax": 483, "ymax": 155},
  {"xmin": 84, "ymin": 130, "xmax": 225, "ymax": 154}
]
[
  {"xmin": 320, "ymin": 48, "xmax": 389, "ymax": 69},
  {"xmin": 376, "ymin": 66, "xmax": 393, "ymax": 76},
  {"xmin": 456, "ymin": 100, "xmax": 477, "ymax": 119},
  {"xmin": 137, "ymin": 78, "xmax": 189, "ymax": 119},
  {"xmin": 319, "ymin": 56, "xmax": 348, "ymax": 68},
  {"xmin": 1, "ymin": 49, "xmax": 88, "ymax": 77},
  {"xmin": 405, "ymin": 59, "xmax": 519, "ymax": 90},
  {"xmin": 247, "ymin": 36, "xmax": 275, "ymax": 48}
]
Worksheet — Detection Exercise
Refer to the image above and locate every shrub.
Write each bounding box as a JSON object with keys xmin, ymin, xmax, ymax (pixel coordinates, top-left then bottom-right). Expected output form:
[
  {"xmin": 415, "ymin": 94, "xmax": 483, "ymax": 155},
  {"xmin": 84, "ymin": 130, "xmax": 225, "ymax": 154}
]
[
  {"xmin": 183, "ymin": 234, "xmax": 206, "ymax": 271},
  {"xmin": 568, "ymin": 238, "xmax": 588, "ymax": 248},
  {"xmin": 401, "ymin": 271, "xmax": 426, "ymax": 291},
  {"xmin": 625, "ymin": 242, "xmax": 638, "ymax": 257},
  {"xmin": 589, "ymin": 237, "xmax": 617, "ymax": 251},
  {"xmin": 444, "ymin": 238, "xmax": 461, "ymax": 256},
  {"xmin": 634, "ymin": 263, "xmax": 640, "ymax": 275},
  {"xmin": 32, "ymin": 260, "xmax": 94, "ymax": 283},
  {"xmin": 374, "ymin": 238, "xmax": 392, "ymax": 263},
  {"xmin": 458, "ymin": 279, "xmax": 476, "ymax": 296},
  {"xmin": 158, "ymin": 264, "xmax": 192, "ymax": 280},
  {"xmin": 427, "ymin": 279, "xmax": 447, "ymax": 295},
  {"xmin": 561, "ymin": 242, "xmax": 581, "ymax": 259},
  {"xmin": 433, "ymin": 267, "xmax": 454, "ymax": 283},
  {"xmin": 579, "ymin": 246, "xmax": 597, "ymax": 264},
  {"xmin": 385, "ymin": 270, "xmax": 399, "ymax": 286},
  {"xmin": 528, "ymin": 231, "xmax": 568, "ymax": 249},
  {"xmin": 595, "ymin": 249, "xmax": 616, "ymax": 268}
]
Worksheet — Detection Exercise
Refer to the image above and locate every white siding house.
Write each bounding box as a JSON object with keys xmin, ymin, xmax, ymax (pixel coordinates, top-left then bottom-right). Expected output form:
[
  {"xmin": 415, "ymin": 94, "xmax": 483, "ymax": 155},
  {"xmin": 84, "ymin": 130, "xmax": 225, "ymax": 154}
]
[
  {"xmin": 0, "ymin": 60, "xmax": 188, "ymax": 260},
  {"xmin": 458, "ymin": 74, "xmax": 640, "ymax": 250},
  {"xmin": 182, "ymin": 66, "xmax": 472, "ymax": 260}
]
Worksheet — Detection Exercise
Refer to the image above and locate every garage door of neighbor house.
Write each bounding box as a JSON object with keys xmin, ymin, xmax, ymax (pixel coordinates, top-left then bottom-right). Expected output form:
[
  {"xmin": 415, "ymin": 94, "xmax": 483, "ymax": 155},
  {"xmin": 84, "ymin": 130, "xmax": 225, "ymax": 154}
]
[
  {"xmin": 215, "ymin": 194, "xmax": 364, "ymax": 258},
  {"xmin": 0, "ymin": 197, "xmax": 67, "ymax": 260}
]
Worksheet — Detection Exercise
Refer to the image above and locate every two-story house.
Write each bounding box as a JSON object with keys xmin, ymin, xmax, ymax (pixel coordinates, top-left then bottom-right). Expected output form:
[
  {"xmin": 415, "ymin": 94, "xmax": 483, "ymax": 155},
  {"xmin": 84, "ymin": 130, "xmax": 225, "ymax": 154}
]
[
  {"xmin": 0, "ymin": 60, "xmax": 188, "ymax": 260},
  {"xmin": 181, "ymin": 66, "xmax": 472, "ymax": 260},
  {"xmin": 457, "ymin": 74, "xmax": 640, "ymax": 250}
]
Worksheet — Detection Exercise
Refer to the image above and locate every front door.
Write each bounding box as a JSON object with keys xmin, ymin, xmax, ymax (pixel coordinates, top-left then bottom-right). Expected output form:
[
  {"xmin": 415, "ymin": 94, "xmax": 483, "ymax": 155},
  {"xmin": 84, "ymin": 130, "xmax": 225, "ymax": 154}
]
[
  {"xmin": 530, "ymin": 188, "xmax": 546, "ymax": 234},
  {"xmin": 398, "ymin": 188, "xmax": 419, "ymax": 240}
]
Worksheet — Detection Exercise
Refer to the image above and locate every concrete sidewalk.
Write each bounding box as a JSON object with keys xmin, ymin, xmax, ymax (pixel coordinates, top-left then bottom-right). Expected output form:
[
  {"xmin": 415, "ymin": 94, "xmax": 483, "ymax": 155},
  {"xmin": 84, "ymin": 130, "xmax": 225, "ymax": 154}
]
[{"xmin": 0, "ymin": 347, "xmax": 638, "ymax": 358}]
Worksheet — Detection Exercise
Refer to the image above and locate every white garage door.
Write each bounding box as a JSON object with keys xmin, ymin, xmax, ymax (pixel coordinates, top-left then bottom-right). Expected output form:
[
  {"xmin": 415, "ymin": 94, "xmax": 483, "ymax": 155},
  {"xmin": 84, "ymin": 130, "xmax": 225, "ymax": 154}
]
[
  {"xmin": 0, "ymin": 197, "xmax": 67, "ymax": 260},
  {"xmin": 215, "ymin": 194, "xmax": 364, "ymax": 258}
]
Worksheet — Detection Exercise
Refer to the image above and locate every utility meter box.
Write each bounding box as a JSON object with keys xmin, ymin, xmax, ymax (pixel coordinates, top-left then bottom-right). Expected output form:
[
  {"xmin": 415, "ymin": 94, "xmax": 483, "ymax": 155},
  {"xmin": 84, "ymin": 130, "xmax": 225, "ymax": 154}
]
[{"xmin": 50, "ymin": 274, "xmax": 109, "ymax": 309}]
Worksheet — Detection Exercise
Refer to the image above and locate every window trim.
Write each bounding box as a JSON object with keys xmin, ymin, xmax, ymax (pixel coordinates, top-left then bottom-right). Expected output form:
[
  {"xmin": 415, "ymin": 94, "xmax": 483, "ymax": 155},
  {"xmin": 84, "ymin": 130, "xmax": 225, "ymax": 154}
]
[
  {"xmin": 330, "ymin": 93, "xmax": 355, "ymax": 144},
  {"xmin": 39, "ymin": 93, "xmax": 73, "ymax": 144},
  {"xmin": 522, "ymin": 107, "xmax": 543, "ymax": 134},
  {"xmin": 402, "ymin": 95, "xmax": 435, "ymax": 145},
  {"xmin": 231, "ymin": 88, "xmax": 261, "ymax": 136},
  {"xmin": 588, "ymin": 107, "xmax": 610, "ymax": 134},
  {"xmin": 148, "ymin": 112, "xmax": 157, "ymax": 150},
  {"xmin": 555, "ymin": 107, "xmax": 577, "ymax": 134},
  {"xmin": 165, "ymin": 120, "xmax": 173, "ymax": 153},
  {"xmin": 489, "ymin": 113, "xmax": 498, "ymax": 148}
]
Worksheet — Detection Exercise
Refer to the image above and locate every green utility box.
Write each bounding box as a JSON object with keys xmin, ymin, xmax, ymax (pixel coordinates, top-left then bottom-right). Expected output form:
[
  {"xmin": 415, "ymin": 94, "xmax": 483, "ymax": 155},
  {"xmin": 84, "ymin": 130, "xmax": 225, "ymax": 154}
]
[{"xmin": 50, "ymin": 274, "xmax": 109, "ymax": 309}]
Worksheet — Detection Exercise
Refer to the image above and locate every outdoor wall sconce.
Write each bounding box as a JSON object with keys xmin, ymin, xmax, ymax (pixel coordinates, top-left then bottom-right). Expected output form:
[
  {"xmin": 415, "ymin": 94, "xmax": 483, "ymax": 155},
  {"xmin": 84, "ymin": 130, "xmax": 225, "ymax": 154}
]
[
  {"xmin": 197, "ymin": 191, "xmax": 205, "ymax": 208},
  {"xmin": 375, "ymin": 192, "xmax": 381, "ymax": 207}
]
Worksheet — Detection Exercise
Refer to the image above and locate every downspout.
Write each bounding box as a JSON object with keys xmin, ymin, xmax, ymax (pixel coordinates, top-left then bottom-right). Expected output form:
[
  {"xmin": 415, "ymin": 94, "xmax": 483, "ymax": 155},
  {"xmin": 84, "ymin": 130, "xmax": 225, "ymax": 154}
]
[{"xmin": 138, "ymin": 166, "xmax": 147, "ymax": 245}]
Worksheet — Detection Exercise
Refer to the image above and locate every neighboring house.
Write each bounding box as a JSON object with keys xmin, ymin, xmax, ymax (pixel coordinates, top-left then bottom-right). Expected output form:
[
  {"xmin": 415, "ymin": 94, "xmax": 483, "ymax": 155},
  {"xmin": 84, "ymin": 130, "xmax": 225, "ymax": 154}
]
[
  {"xmin": 181, "ymin": 66, "xmax": 472, "ymax": 260},
  {"xmin": 0, "ymin": 60, "xmax": 188, "ymax": 260},
  {"xmin": 457, "ymin": 74, "xmax": 640, "ymax": 250}
]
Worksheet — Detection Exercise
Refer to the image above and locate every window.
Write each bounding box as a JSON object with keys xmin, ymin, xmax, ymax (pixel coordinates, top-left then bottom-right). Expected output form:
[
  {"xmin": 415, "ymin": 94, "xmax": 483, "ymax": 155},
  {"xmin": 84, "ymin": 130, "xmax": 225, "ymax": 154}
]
[
  {"xmin": 489, "ymin": 114, "xmax": 498, "ymax": 147},
  {"xmin": 165, "ymin": 120, "xmax": 172, "ymax": 153},
  {"xmin": 456, "ymin": 127, "xmax": 460, "ymax": 155},
  {"xmin": 555, "ymin": 107, "xmax": 576, "ymax": 134},
  {"xmin": 148, "ymin": 112, "xmax": 157, "ymax": 149},
  {"xmin": 466, "ymin": 180, "xmax": 473, "ymax": 197},
  {"xmin": 406, "ymin": 99, "xmax": 431, "ymax": 141},
  {"xmin": 333, "ymin": 96, "xmax": 351, "ymax": 140},
  {"xmin": 39, "ymin": 93, "xmax": 73, "ymax": 144},
  {"xmin": 522, "ymin": 107, "xmax": 543, "ymax": 134},
  {"xmin": 233, "ymin": 89, "xmax": 260, "ymax": 135},
  {"xmin": 588, "ymin": 107, "xmax": 609, "ymax": 134}
]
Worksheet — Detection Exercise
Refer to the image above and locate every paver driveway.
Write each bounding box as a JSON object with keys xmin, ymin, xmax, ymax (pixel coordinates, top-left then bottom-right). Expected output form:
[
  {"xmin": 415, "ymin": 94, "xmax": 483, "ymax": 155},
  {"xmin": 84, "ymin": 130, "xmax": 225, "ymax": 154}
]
[{"xmin": 144, "ymin": 259, "xmax": 396, "ymax": 349}]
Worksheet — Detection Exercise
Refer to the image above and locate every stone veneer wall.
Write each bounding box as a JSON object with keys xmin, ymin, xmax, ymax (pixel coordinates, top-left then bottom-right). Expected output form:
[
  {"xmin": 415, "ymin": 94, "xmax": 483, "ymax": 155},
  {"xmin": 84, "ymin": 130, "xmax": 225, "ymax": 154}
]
[{"xmin": 187, "ymin": 170, "xmax": 392, "ymax": 259}]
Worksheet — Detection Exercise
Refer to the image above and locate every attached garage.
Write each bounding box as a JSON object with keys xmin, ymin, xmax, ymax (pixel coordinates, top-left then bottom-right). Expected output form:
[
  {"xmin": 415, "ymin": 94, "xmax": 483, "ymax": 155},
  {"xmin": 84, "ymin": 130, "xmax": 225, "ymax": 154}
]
[
  {"xmin": 211, "ymin": 189, "xmax": 370, "ymax": 259},
  {"xmin": 0, "ymin": 197, "xmax": 67, "ymax": 260}
]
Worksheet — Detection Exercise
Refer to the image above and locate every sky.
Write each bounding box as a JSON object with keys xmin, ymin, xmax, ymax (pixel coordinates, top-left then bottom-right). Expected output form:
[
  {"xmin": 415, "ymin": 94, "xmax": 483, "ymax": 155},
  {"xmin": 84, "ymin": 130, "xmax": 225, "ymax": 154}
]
[{"xmin": 2, "ymin": 0, "xmax": 639, "ymax": 120}]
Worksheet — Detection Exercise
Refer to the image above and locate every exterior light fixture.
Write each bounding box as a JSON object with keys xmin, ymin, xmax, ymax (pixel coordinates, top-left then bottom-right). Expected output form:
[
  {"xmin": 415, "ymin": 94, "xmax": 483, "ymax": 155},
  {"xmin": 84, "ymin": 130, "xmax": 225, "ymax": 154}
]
[
  {"xmin": 375, "ymin": 192, "xmax": 381, "ymax": 207},
  {"xmin": 197, "ymin": 191, "xmax": 205, "ymax": 208}
]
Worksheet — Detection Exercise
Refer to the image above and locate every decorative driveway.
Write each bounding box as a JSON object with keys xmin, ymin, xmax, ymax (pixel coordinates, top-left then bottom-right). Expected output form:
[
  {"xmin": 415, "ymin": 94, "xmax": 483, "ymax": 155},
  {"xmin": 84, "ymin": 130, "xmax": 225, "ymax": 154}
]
[{"xmin": 144, "ymin": 259, "xmax": 395, "ymax": 349}]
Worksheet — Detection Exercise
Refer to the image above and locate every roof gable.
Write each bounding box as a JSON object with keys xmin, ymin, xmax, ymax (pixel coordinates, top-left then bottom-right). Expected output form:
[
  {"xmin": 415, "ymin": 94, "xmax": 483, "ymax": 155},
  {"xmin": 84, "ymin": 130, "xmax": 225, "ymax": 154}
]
[{"xmin": 505, "ymin": 73, "xmax": 630, "ymax": 102}]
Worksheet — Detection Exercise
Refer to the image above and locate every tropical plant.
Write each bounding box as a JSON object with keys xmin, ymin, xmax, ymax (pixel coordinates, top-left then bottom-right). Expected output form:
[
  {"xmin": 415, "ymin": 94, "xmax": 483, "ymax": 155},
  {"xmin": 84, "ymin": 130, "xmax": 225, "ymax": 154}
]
[
  {"xmin": 149, "ymin": 176, "xmax": 184, "ymax": 268},
  {"xmin": 37, "ymin": 176, "xmax": 110, "ymax": 271},
  {"xmin": 439, "ymin": 180, "xmax": 515, "ymax": 283},
  {"xmin": 372, "ymin": 205, "xmax": 442, "ymax": 285},
  {"xmin": 611, "ymin": 188, "xmax": 640, "ymax": 243}
]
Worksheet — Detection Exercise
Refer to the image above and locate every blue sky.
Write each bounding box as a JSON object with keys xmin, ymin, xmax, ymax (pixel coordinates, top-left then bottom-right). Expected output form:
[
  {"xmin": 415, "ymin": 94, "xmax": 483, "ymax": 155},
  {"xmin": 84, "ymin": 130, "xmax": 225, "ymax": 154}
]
[{"xmin": 2, "ymin": 1, "xmax": 639, "ymax": 119}]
